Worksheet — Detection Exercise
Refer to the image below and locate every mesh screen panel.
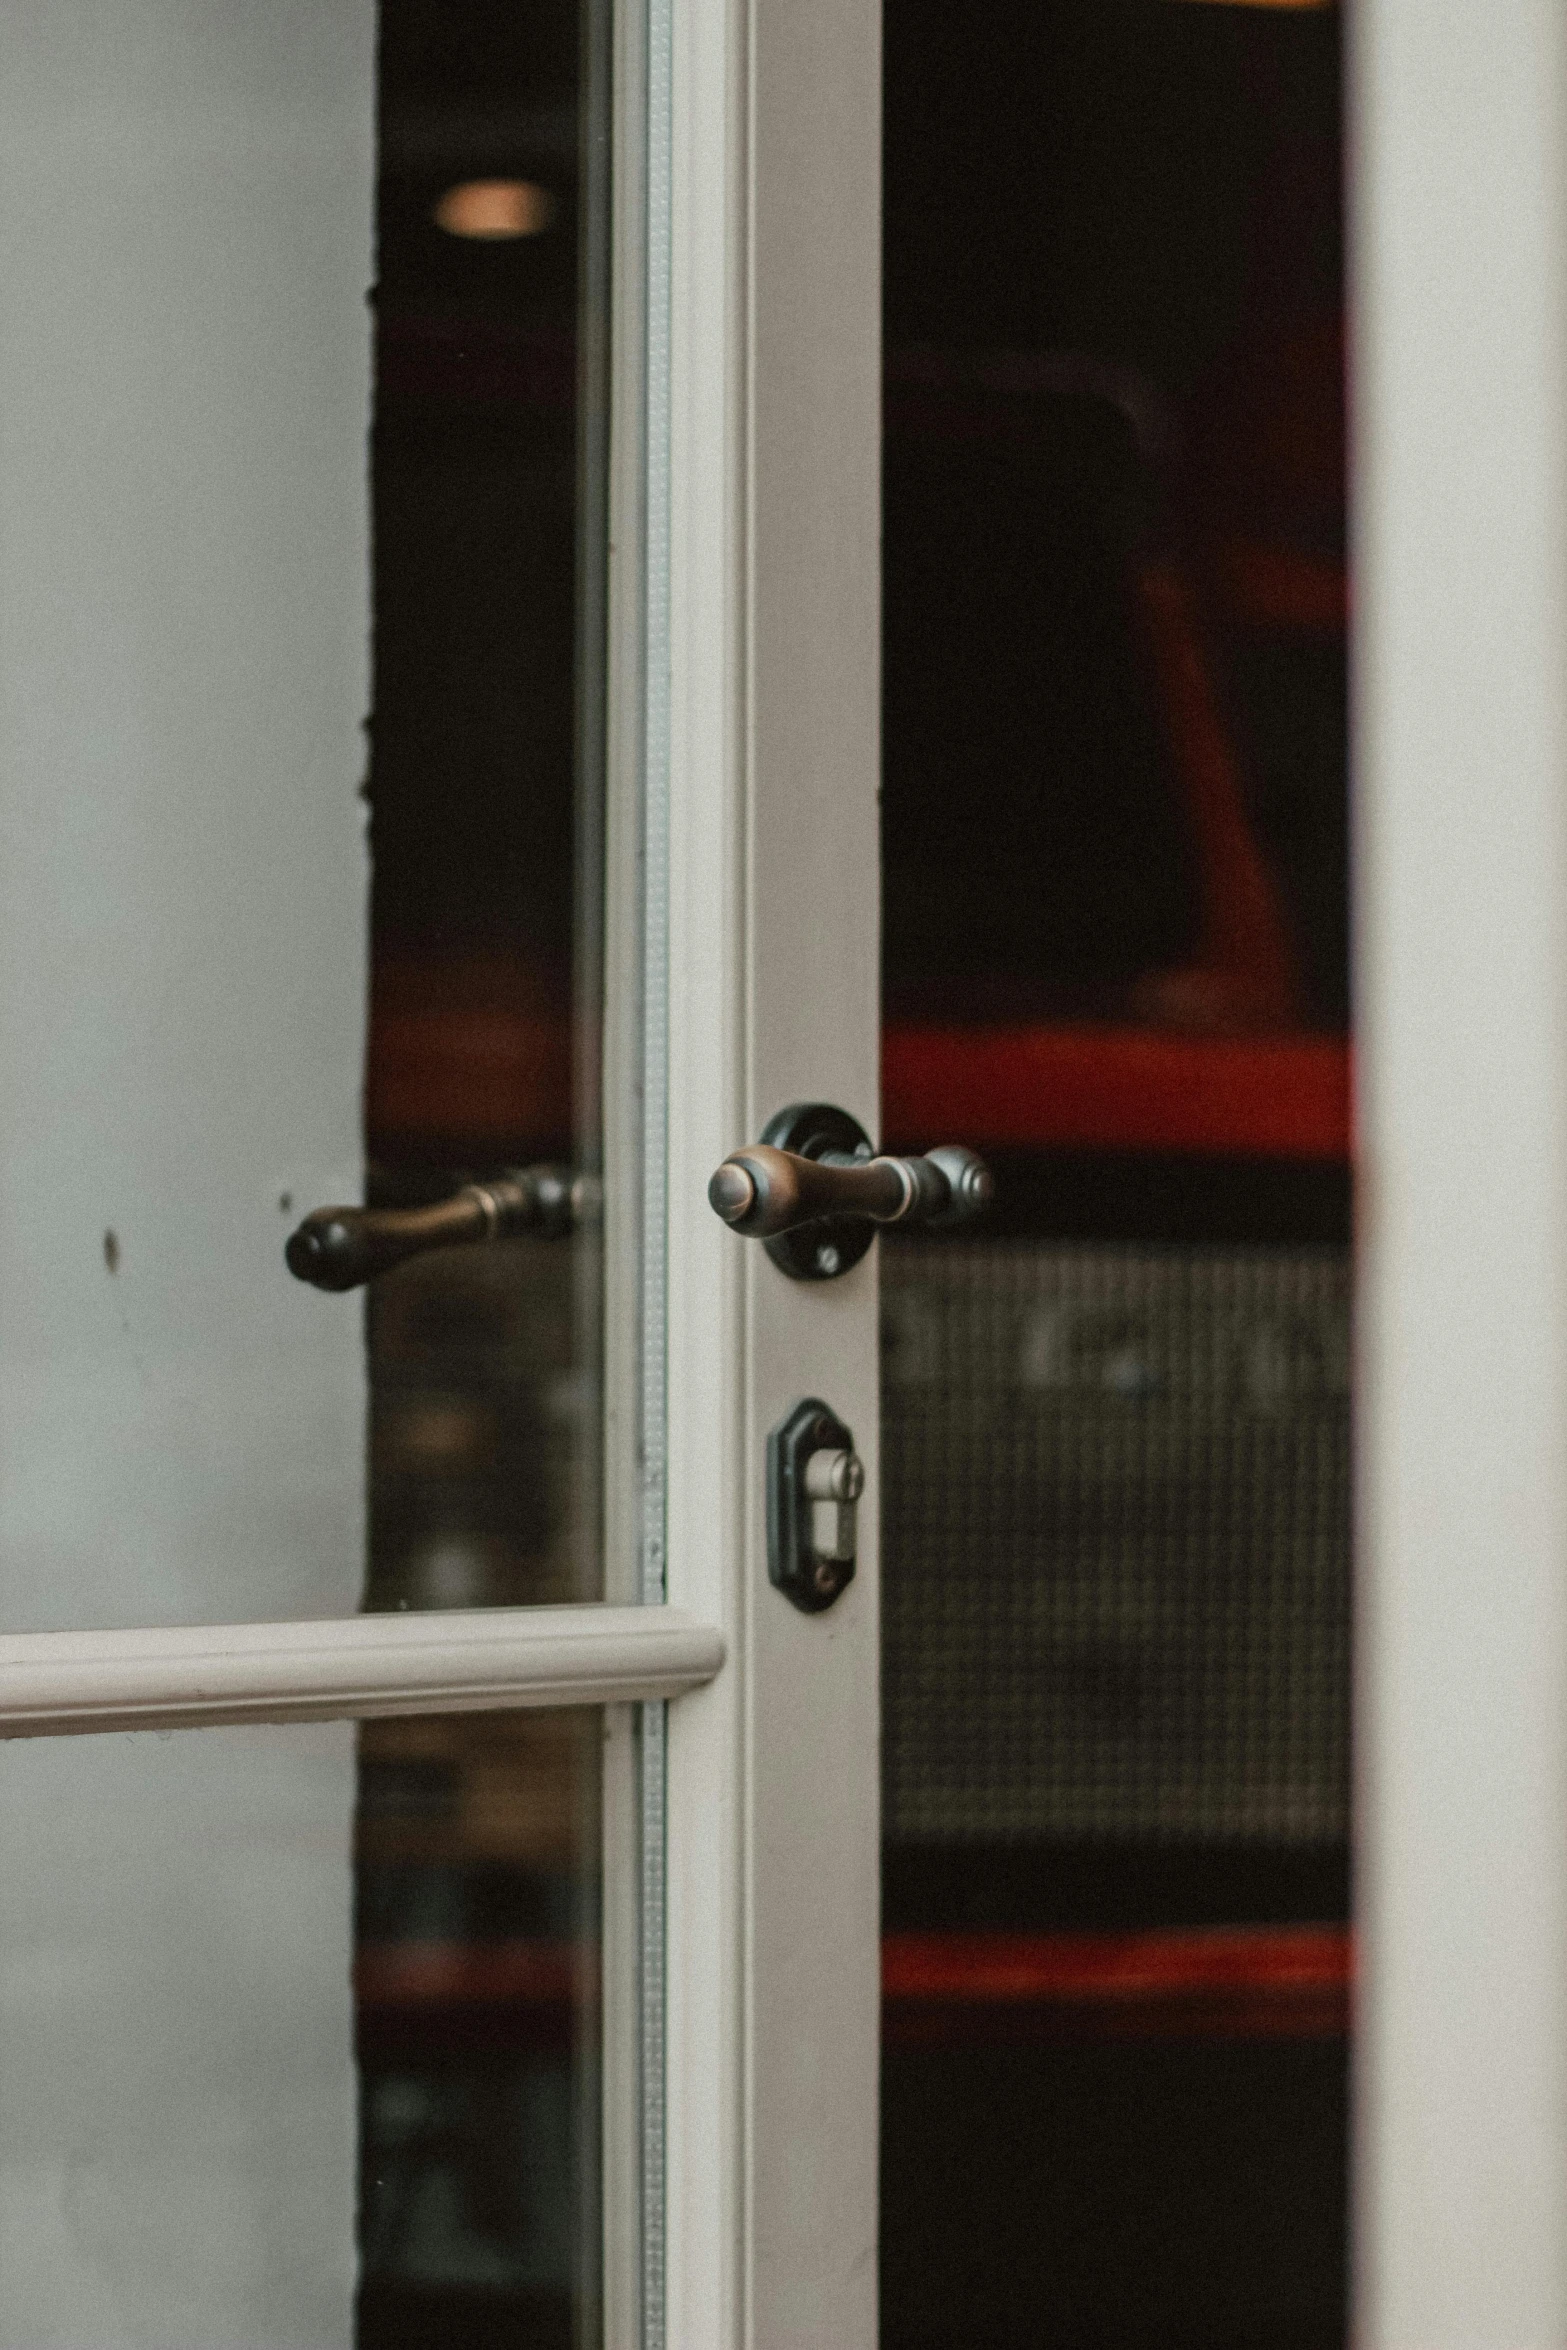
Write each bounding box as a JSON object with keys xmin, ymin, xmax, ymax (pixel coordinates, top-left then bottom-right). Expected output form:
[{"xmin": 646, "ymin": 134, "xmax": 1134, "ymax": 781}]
[{"xmin": 881, "ymin": 1239, "xmax": 1351, "ymax": 1844}]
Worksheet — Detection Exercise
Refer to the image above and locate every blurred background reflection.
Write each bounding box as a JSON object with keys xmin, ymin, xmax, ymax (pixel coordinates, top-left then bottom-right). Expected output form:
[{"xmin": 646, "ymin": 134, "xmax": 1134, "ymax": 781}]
[
  {"xmin": 356, "ymin": 6, "xmax": 605, "ymax": 2344},
  {"xmin": 878, "ymin": 4, "xmax": 1350, "ymax": 2347}
]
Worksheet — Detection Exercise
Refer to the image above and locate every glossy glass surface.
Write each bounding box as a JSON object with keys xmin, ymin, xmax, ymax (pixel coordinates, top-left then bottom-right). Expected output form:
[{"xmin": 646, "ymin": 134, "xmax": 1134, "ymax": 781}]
[
  {"xmin": 0, "ymin": 1710, "xmax": 600, "ymax": 2350},
  {"xmin": 357, "ymin": 1709, "xmax": 601, "ymax": 2347},
  {"xmin": 879, "ymin": 3, "xmax": 1351, "ymax": 2344},
  {"xmin": 0, "ymin": 0, "xmax": 609, "ymax": 1633},
  {"xmin": 366, "ymin": 0, "xmax": 609, "ymax": 1612}
]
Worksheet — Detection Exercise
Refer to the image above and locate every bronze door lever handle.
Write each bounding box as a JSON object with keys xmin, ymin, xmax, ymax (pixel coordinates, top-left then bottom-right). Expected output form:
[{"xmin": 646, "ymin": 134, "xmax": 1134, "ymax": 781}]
[
  {"xmin": 709, "ymin": 1142, "xmax": 989, "ymax": 1238},
  {"xmin": 707, "ymin": 1102, "xmax": 992, "ymax": 1280}
]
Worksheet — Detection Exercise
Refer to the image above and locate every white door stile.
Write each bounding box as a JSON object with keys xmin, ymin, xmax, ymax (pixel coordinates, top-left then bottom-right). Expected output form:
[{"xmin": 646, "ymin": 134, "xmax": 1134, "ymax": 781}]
[
  {"xmin": 1352, "ymin": 0, "xmax": 1567, "ymax": 2339},
  {"xmin": 0, "ymin": 1605, "xmax": 723, "ymax": 1738},
  {"xmin": 661, "ymin": 0, "xmax": 881, "ymax": 2341}
]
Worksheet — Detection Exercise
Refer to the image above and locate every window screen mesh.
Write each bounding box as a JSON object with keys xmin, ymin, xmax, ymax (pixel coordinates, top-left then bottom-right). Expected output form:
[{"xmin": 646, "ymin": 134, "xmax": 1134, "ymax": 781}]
[{"xmin": 881, "ymin": 1239, "xmax": 1351, "ymax": 1844}]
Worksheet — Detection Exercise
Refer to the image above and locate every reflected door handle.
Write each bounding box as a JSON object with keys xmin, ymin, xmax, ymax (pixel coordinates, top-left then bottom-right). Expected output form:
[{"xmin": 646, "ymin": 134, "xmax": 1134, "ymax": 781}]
[
  {"xmin": 708, "ymin": 1101, "xmax": 992, "ymax": 1280},
  {"xmin": 285, "ymin": 1166, "xmax": 594, "ymax": 1292}
]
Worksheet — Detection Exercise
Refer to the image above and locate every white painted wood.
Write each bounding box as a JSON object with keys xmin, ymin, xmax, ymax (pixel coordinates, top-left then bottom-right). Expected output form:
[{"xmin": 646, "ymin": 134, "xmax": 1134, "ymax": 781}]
[
  {"xmin": 661, "ymin": 0, "xmax": 881, "ymax": 2339},
  {"xmin": 0, "ymin": 1605, "xmax": 723, "ymax": 1739},
  {"xmin": 1351, "ymin": 2, "xmax": 1567, "ymax": 2341}
]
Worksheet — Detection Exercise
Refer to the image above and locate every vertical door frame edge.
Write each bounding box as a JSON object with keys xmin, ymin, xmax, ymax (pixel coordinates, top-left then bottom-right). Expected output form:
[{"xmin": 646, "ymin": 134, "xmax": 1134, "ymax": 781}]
[{"xmin": 660, "ymin": 0, "xmax": 883, "ymax": 2338}]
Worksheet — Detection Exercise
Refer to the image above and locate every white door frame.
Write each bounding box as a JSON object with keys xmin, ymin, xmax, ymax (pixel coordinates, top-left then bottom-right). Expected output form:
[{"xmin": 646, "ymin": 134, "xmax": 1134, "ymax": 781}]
[
  {"xmin": 1353, "ymin": 0, "xmax": 1567, "ymax": 2339},
  {"xmin": 0, "ymin": 1606, "xmax": 721, "ymax": 1735},
  {"xmin": 659, "ymin": 0, "xmax": 882, "ymax": 2337}
]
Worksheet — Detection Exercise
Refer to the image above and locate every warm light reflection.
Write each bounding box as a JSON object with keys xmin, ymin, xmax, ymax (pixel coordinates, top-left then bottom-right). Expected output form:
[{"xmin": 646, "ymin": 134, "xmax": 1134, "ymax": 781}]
[{"xmin": 434, "ymin": 179, "xmax": 556, "ymax": 240}]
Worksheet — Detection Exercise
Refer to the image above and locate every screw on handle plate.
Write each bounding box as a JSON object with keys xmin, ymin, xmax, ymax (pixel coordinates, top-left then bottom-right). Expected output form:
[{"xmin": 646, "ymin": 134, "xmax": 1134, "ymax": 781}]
[{"xmin": 285, "ymin": 1166, "xmax": 593, "ymax": 1292}]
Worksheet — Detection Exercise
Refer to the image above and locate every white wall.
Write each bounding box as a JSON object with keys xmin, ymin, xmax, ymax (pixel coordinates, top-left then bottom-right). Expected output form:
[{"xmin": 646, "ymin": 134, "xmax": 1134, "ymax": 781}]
[{"xmin": 0, "ymin": 4, "xmax": 374, "ymax": 2340}]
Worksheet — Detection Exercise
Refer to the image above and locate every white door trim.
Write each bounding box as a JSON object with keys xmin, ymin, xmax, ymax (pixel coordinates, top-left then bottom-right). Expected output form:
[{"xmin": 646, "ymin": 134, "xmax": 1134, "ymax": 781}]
[
  {"xmin": 659, "ymin": 0, "xmax": 883, "ymax": 2336},
  {"xmin": 1352, "ymin": 0, "xmax": 1567, "ymax": 2336},
  {"xmin": 0, "ymin": 1603, "xmax": 723, "ymax": 1738}
]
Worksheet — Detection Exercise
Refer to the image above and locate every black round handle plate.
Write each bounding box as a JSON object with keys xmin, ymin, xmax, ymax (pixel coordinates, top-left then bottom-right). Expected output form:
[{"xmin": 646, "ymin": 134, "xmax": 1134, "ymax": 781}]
[{"xmin": 758, "ymin": 1101, "xmax": 877, "ymax": 1282}]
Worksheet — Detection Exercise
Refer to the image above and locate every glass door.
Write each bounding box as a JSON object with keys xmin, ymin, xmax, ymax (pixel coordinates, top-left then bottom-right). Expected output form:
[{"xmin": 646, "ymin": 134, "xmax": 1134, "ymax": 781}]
[
  {"xmin": 0, "ymin": 2, "xmax": 615, "ymax": 1643},
  {"xmin": 0, "ymin": 4, "xmax": 640, "ymax": 2343},
  {"xmin": 0, "ymin": 0, "xmax": 891, "ymax": 2343}
]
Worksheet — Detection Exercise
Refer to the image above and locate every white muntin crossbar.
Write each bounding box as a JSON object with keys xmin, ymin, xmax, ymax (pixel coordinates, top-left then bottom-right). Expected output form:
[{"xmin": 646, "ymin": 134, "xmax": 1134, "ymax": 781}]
[{"xmin": 0, "ymin": 1604, "xmax": 724, "ymax": 1738}]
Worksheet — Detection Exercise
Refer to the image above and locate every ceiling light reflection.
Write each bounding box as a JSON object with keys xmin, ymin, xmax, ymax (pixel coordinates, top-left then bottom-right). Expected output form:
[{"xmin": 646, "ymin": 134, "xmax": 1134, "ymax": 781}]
[{"xmin": 434, "ymin": 179, "xmax": 556, "ymax": 240}]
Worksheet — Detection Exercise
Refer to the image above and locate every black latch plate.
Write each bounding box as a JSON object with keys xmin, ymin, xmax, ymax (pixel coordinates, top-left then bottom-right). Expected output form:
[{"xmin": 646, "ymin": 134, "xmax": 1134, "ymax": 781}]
[{"xmin": 767, "ymin": 1395, "xmax": 857, "ymax": 1612}]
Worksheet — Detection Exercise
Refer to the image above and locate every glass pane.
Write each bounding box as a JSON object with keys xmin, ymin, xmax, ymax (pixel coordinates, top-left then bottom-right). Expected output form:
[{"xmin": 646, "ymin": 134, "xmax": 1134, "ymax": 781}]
[
  {"xmin": 365, "ymin": 0, "xmax": 609, "ymax": 1615},
  {"xmin": 0, "ymin": 0, "xmax": 610, "ymax": 1633},
  {"xmin": 358, "ymin": 1709, "xmax": 601, "ymax": 2344},
  {"xmin": 880, "ymin": 2, "xmax": 1351, "ymax": 2345},
  {"xmin": 0, "ymin": 1708, "xmax": 600, "ymax": 2349}
]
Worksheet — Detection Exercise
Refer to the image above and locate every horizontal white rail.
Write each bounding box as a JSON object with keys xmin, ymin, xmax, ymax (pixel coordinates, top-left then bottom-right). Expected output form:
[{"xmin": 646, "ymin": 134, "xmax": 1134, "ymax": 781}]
[{"xmin": 0, "ymin": 1604, "xmax": 725, "ymax": 1738}]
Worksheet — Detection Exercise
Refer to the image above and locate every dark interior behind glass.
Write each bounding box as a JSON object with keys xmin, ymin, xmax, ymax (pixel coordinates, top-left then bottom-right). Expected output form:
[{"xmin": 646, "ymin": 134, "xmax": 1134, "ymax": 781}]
[
  {"xmin": 356, "ymin": 6, "xmax": 603, "ymax": 2344},
  {"xmin": 879, "ymin": 6, "xmax": 1350, "ymax": 2346}
]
